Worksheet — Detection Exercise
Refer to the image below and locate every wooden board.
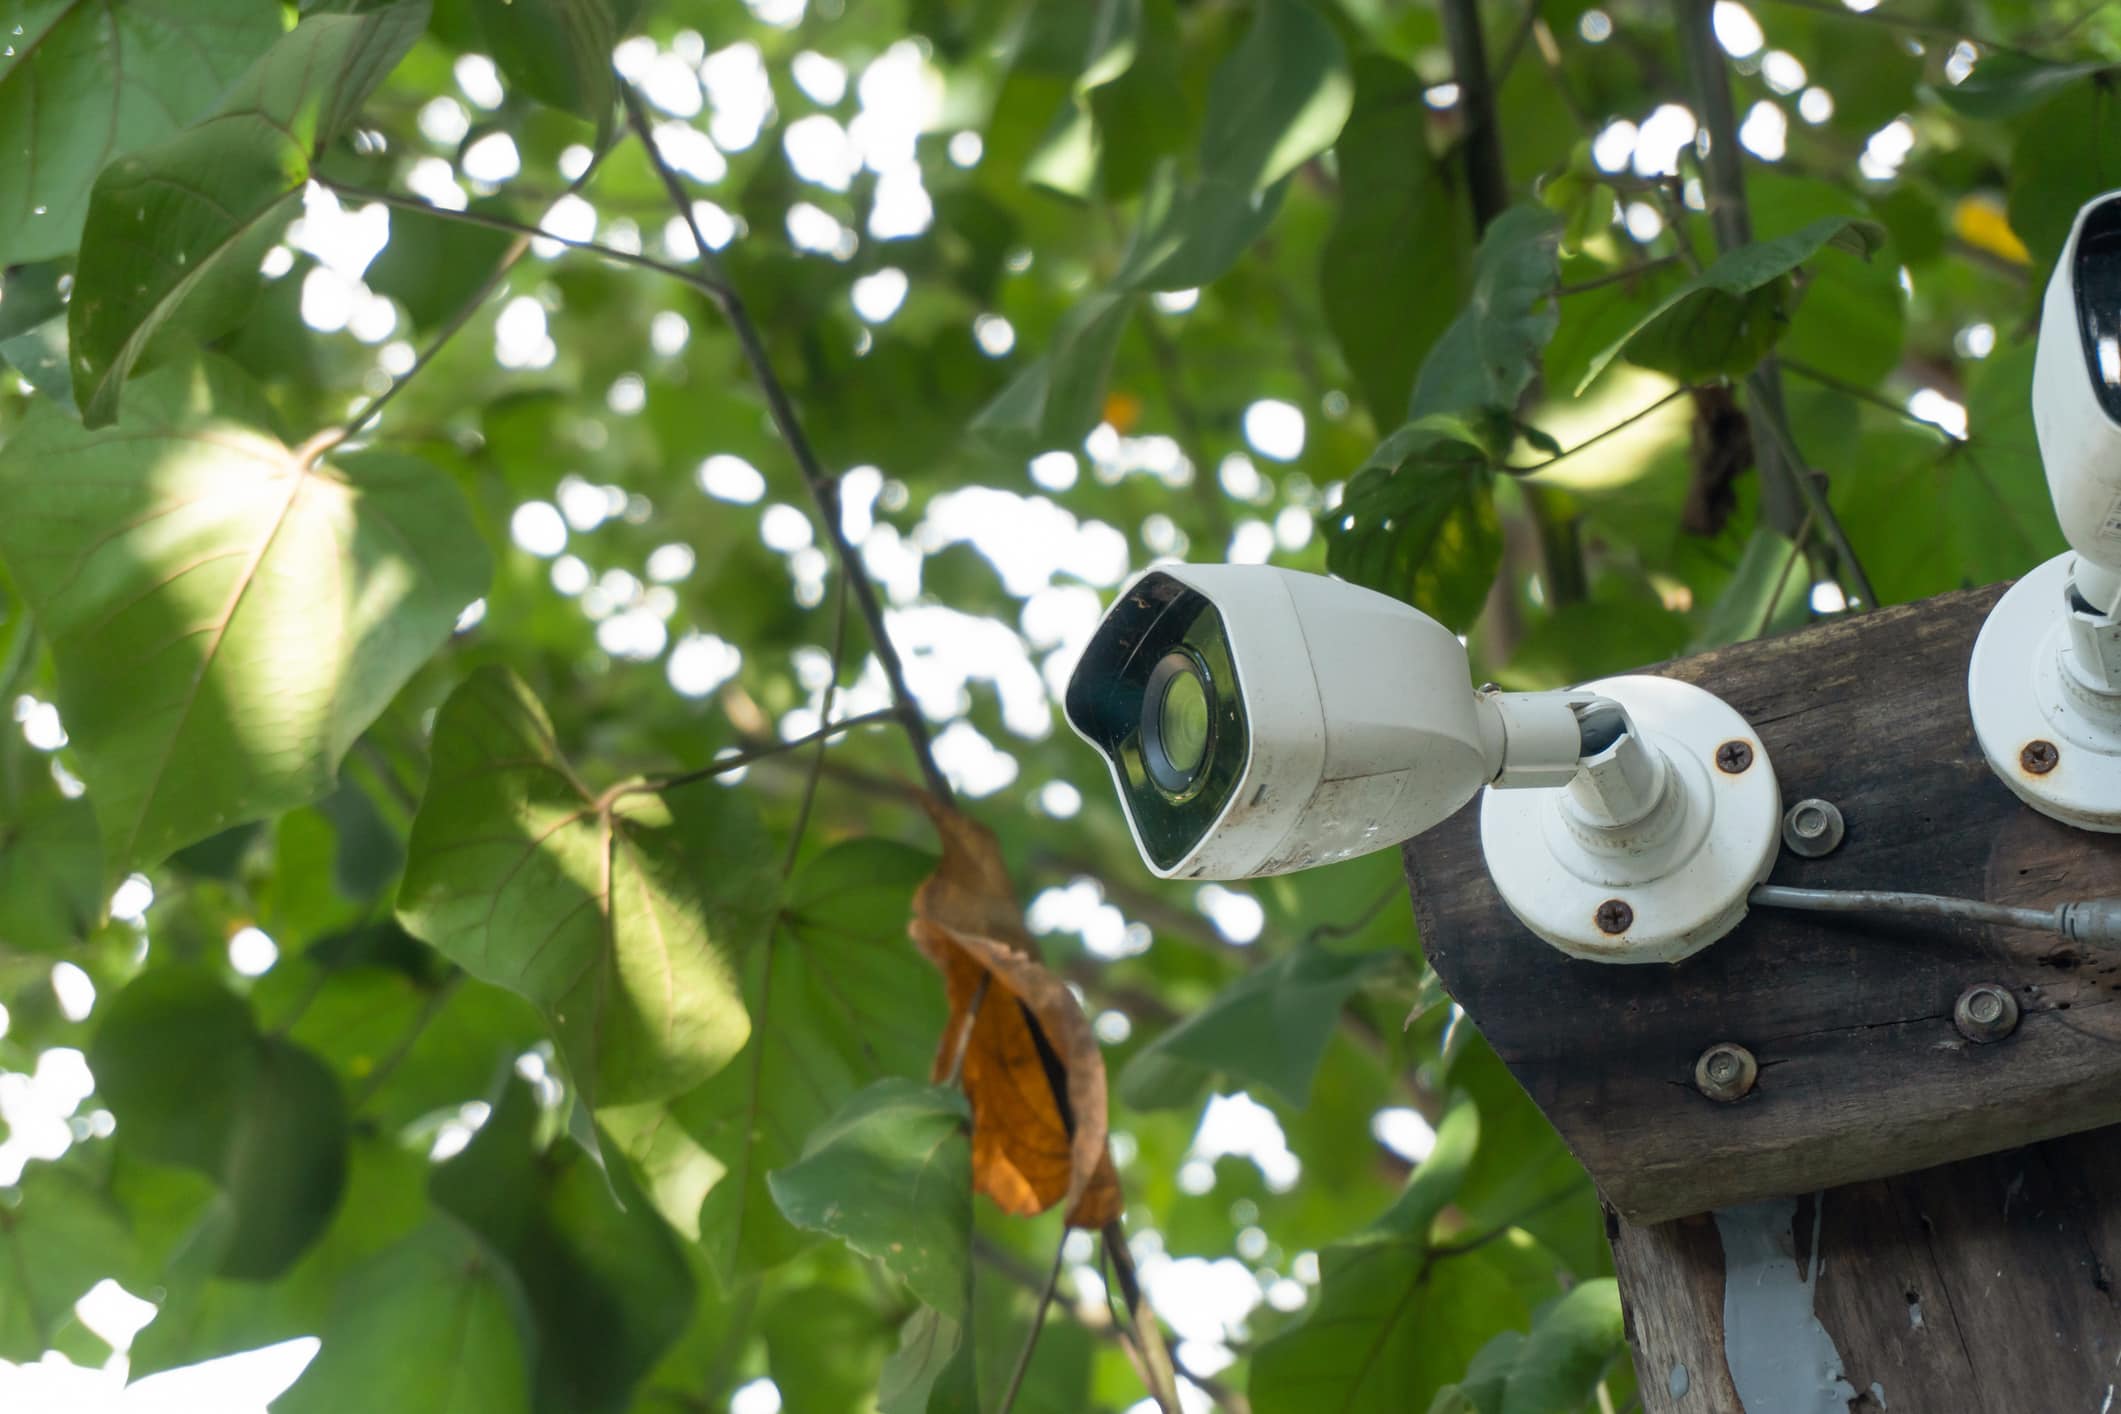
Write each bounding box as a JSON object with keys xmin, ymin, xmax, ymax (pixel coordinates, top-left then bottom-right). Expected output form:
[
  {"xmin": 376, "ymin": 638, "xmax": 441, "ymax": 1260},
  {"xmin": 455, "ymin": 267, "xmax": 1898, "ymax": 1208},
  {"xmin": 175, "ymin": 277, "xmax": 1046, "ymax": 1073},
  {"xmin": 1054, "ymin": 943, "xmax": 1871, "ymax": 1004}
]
[
  {"xmin": 1403, "ymin": 585, "xmax": 2121, "ymax": 1224},
  {"xmin": 1611, "ymin": 1125, "xmax": 2121, "ymax": 1413}
]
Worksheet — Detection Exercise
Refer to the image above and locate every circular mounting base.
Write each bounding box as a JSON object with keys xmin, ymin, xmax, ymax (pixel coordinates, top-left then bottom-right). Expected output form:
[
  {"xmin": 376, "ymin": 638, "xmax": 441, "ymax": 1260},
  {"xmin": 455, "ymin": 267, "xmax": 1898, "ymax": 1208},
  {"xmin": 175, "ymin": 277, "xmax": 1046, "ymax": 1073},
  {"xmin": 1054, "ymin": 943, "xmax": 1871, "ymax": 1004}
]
[
  {"xmin": 1968, "ymin": 553, "xmax": 2121, "ymax": 833},
  {"xmin": 1479, "ymin": 675, "xmax": 1781, "ymax": 964}
]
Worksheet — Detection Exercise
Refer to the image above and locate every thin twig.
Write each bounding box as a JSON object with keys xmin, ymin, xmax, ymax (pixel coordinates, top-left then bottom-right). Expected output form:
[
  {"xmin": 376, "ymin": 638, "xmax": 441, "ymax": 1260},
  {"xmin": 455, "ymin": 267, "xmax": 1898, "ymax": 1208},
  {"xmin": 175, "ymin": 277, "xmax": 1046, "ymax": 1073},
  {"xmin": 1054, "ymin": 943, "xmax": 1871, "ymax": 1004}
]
[
  {"xmin": 1779, "ymin": 358, "xmax": 1957, "ymax": 439},
  {"xmin": 1556, "ymin": 254, "xmax": 1679, "ymax": 296},
  {"xmin": 1104, "ymin": 1223, "xmax": 1182, "ymax": 1414},
  {"xmin": 1505, "ymin": 386, "xmax": 1692, "ymax": 474},
  {"xmin": 1743, "ymin": 374, "xmax": 1880, "ymax": 608},
  {"xmin": 783, "ymin": 568, "xmax": 851, "ymax": 876},
  {"xmin": 998, "ymin": 1229, "xmax": 1069, "ymax": 1414},
  {"xmin": 942, "ymin": 974, "xmax": 991, "ymax": 1088},
  {"xmin": 1756, "ymin": 508, "xmax": 1813, "ymax": 640},
  {"xmin": 314, "ymin": 179, "xmax": 730, "ymax": 297},
  {"xmin": 1299, "ymin": 883, "xmax": 1405, "ymax": 948},
  {"xmin": 619, "ymin": 706, "xmax": 900, "ymax": 799},
  {"xmin": 324, "ymin": 133, "xmax": 627, "ymax": 448},
  {"xmin": 619, "ymin": 84, "xmax": 953, "ymax": 804},
  {"xmin": 1490, "ymin": 0, "xmax": 1545, "ymax": 87}
]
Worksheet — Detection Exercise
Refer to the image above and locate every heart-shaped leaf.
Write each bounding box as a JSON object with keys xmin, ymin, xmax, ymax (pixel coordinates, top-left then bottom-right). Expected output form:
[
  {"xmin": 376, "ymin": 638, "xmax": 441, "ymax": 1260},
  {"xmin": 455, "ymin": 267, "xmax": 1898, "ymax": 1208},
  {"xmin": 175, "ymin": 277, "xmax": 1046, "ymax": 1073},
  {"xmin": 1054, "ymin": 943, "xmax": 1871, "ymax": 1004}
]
[
  {"xmin": 0, "ymin": 357, "xmax": 489, "ymax": 874},
  {"xmin": 396, "ymin": 667, "xmax": 779, "ymax": 1113},
  {"xmin": 1323, "ymin": 418, "xmax": 1504, "ymax": 630}
]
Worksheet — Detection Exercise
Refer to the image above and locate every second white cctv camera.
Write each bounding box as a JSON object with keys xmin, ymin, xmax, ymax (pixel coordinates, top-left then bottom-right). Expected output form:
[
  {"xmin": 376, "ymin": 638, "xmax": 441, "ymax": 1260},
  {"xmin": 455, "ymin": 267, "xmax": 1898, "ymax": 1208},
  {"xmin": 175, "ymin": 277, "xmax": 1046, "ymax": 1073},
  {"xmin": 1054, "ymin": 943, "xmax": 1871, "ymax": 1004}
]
[
  {"xmin": 1967, "ymin": 190, "xmax": 2121, "ymax": 831},
  {"xmin": 1064, "ymin": 565, "xmax": 1781, "ymax": 962}
]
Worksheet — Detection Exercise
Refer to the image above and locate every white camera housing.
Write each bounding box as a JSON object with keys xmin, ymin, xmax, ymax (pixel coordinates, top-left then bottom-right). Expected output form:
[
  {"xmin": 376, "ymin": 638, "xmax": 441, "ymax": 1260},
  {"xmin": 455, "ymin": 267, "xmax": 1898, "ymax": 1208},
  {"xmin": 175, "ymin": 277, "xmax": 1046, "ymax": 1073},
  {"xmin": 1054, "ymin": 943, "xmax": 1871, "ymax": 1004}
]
[
  {"xmin": 1967, "ymin": 190, "xmax": 2121, "ymax": 831},
  {"xmin": 1066, "ymin": 565, "xmax": 1781, "ymax": 961}
]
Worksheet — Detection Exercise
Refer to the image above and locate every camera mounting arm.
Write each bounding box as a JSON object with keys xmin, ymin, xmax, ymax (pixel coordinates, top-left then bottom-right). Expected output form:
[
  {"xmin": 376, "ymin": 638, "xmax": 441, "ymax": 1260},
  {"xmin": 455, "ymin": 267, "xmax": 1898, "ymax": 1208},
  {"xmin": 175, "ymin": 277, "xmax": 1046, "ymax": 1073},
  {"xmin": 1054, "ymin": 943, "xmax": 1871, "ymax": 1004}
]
[{"xmin": 1477, "ymin": 690, "xmax": 1669, "ymax": 829}]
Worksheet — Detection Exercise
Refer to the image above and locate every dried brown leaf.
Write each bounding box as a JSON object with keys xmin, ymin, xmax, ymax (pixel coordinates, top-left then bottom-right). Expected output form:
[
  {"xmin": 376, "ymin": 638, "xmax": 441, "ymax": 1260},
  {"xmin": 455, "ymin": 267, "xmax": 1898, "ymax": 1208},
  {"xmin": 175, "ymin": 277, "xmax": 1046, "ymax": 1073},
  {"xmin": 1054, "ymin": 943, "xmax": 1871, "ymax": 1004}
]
[{"xmin": 913, "ymin": 802, "xmax": 1122, "ymax": 1228}]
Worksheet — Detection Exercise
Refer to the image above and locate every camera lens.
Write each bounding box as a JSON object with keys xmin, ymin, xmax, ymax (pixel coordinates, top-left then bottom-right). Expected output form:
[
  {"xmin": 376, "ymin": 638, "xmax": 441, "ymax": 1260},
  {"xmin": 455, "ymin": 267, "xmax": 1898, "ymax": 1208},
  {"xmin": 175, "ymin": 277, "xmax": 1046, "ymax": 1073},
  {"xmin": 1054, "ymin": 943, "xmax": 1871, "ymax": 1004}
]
[{"xmin": 1143, "ymin": 650, "xmax": 1213, "ymax": 795}]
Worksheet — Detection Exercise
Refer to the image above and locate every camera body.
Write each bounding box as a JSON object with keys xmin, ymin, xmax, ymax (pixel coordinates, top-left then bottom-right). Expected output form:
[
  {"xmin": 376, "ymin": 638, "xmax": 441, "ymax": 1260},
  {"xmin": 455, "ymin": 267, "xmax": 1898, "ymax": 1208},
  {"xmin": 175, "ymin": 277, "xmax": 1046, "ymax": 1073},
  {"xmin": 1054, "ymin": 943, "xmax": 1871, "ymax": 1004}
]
[
  {"xmin": 2031, "ymin": 191, "xmax": 2121, "ymax": 616},
  {"xmin": 1062, "ymin": 565, "xmax": 1493, "ymax": 879},
  {"xmin": 1966, "ymin": 190, "xmax": 2121, "ymax": 832}
]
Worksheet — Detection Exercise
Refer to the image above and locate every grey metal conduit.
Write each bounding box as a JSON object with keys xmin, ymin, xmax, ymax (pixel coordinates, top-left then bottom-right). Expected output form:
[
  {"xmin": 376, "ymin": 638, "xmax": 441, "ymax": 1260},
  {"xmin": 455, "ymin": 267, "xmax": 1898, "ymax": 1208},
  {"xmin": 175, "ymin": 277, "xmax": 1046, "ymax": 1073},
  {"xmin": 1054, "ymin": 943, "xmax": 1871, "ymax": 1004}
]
[{"xmin": 1749, "ymin": 885, "xmax": 2121, "ymax": 947}]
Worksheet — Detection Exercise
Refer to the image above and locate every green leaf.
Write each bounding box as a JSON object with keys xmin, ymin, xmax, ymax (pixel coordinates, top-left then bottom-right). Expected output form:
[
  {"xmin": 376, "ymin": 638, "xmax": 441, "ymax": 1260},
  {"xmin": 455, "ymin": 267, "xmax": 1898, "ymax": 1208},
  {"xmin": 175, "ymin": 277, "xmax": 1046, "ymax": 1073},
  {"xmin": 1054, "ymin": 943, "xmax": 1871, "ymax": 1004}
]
[
  {"xmin": 1693, "ymin": 527, "xmax": 1809, "ymax": 649},
  {"xmin": 1323, "ymin": 419, "xmax": 1503, "ymax": 631},
  {"xmin": 1113, "ymin": 165, "xmax": 1289, "ymax": 293},
  {"xmin": 432, "ymin": 1078, "xmax": 695, "ymax": 1414},
  {"xmin": 879, "ymin": 1307, "xmax": 980, "ymax": 1414},
  {"xmin": 1445, "ymin": 1028, "xmax": 1605, "ymax": 1278},
  {"xmin": 0, "ymin": 357, "xmax": 489, "ymax": 874},
  {"xmin": 1500, "ymin": 592, "xmax": 1692, "ymax": 689},
  {"xmin": 1120, "ymin": 946, "xmax": 1397, "ymax": 1110},
  {"xmin": 471, "ymin": 0, "xmax": 621, "ymax": 123},
  {"xmin": 89, "ymin": 968, "xmax": 350, "ymax": 1279},
  {"xmin": 1500, "ymin": 1278, "xmax": 1624, "ymax": 1414},
  {"xmin": 1409, "ymin": 205, "xmax": 1565, "ymax": 427},
  {"xmin": 396, "ymin": 667, "xmax": 779, "ymax": 1113},
  {"xmin": 70, "ymin": 2, "xmax": 430, "ymax": 426},
  {"xmin": 970, "ymin": 291, "xmax": 1137, "ymax": 452},
  {"xmin": 1322, "ymin": 56, "xmax": 1474, "ymax": 423},
  {"xmin": 1252, "ymin": 1232, "xmax": 1525, "ymax": 1413},
  {"xmin": 365, "ymin": 196, "xmax": 519, "ymax": 331},
  {"xmin": 276, "ymin": 1218, "xmax": 536, "ymax": 1414},
  {"xmin": 663, "ymin": 839, "xmax": 946, "ymax": 1281},
  {"xmin": 0, "ymin": 1163, "xmax": 141, "ymax": 1360},
  {"xmin": 1196, "ymin": 0, "xmax": 1352, "ymax": 193},
  {"xmin": 0, "ymin": 770, "xmax": 102, "ymax": 954},
  {"xmin": 2009, "ymin": 78, "xmax": 2121, "ymax": 276},
  {"xmin": 1575, "ymin": 216, "xmax": 1885, "ymax": 392},
  {"xmin": 762, "ymin": 1283, "xmax": 897, "ymax": 1414},
  {"xmin": 1427, "ymin": 1331, "xmax": 1525, "ymax": 1414},
  {"xmin": 1376, "ymin": 1097, "xmax": 1480, "ymax": 1241},
  {"xmin": 1935, "ymin": 54, "xmax": 2114, "ymax": 121},
  {"xmin": 767, "ymin": 1079, "xmax": 972, "ymax": 1318},
  {"xmin": 1832, "ymin": 340, "xmax": 2066, "ymax": 604},
  {"xmin": 1749, "ymin": 171, "xmax": 1903, "ymax": 389},
  {"xmin": 0, "ymin": 1, "xmax": 282, "ymax": 263}
]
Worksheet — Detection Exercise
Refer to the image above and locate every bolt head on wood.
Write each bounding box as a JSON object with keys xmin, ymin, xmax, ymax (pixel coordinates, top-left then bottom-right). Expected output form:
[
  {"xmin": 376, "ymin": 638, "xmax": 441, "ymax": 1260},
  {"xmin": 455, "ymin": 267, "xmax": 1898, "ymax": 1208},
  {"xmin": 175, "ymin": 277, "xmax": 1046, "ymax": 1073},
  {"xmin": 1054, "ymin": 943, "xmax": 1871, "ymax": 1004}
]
[
  {"xmin": 1694, "ymin": 1042, "xmax": 1757, "ymax": 1101},
  {"xmin": 1781, "ymin": 797, "xmax": 1845, "ymax": 858},
  {"xmin": 1954, "ymin": 983, "xmax": 2020, "ymax": 1043},
  {"xmin": 1715, "ymin": 739, "xmax": 1754, "ymax": 774},
  {"xmin": 2021, "ymin": 739, "xmax": 2059, "ymax": 775},
  {"xmin": 1595, "ymin": 898, "xmax": 1634, "ymax": 934}
]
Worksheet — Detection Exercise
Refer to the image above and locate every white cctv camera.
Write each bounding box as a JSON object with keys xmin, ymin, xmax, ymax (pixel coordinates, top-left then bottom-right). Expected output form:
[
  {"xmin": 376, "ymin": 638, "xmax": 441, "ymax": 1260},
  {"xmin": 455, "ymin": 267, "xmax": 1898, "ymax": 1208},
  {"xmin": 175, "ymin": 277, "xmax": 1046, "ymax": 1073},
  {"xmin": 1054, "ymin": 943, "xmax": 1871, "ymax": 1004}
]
[
  {"xmin": 1967, "ymin": 190, "xmax": 2121, "ymax": 831},
  {"xmin": 1065, "ymin": 565, "xmax": 1782, "ymax": 962}
]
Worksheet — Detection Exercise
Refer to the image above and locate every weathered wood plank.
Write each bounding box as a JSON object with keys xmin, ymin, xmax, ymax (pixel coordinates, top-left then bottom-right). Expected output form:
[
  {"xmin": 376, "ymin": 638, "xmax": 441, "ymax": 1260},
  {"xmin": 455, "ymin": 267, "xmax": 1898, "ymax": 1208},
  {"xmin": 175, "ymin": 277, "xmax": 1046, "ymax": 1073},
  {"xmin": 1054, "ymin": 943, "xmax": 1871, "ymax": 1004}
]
[
  {"xmin": 1614, "ymin": 1126, "xmax": 2121, "ymax": 1413},
  {"xmin": 1404, "ymin": 585, "xmax": 2121, "ymax": 1222}
]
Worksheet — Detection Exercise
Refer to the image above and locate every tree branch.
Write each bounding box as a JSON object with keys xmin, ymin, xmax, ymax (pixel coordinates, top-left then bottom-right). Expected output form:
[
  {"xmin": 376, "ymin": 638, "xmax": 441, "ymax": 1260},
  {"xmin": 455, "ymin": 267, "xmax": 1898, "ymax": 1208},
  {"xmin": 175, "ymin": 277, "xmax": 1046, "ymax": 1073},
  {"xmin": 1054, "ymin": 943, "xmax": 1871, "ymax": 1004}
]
[
  {"xmin": 783, "ymin": 567, "xmax": 851, "ymax": 876},
  {"xmin": 618, "ymin": 85, "xmax": 953, "ymax": 805},
  {"xmin": 997, "ymin": 1229, "xmax": 1068, "ymax": 1414},
  {"xmin": 1504, "ymin": 386, "xmax": 1693, "ymax": 473},
  {"xmin": 621, "ymin": 707, "xmax": 901, "ymax": 800}
]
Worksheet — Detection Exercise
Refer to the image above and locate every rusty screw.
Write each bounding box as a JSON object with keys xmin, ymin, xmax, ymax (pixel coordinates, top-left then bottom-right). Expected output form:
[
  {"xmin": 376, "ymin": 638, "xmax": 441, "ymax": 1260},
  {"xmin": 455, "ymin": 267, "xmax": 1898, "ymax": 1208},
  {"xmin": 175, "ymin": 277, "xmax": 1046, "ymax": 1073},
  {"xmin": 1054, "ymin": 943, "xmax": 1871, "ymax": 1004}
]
[
  {"xmin": 2021, "ymin": 740, "xmax": 2059, "ymax": 775},
  {"xmin": 1694, "ymin": 1042, "xmax": 1758, "ymax": 1102},
  {"xmin": 1594, "ymin": 899, "xmax": 1634, "ymax": 934},
  {"xmin": 1715, "ymin": 739, "xmax": 1755, "ymax": 774},
  {"xmin": 1953, "ymin": 983, "xmax": 2020, "ymax": 1043}
]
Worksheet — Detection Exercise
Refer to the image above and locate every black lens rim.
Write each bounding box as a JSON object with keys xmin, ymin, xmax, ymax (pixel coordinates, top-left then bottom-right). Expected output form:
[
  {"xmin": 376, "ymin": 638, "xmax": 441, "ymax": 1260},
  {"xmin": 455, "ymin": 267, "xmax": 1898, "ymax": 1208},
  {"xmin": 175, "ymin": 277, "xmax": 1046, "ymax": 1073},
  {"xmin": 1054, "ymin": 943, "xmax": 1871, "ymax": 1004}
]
[{"xmin": 1142, "ymin": 648, "xmax": 1215, "ymax": 797}]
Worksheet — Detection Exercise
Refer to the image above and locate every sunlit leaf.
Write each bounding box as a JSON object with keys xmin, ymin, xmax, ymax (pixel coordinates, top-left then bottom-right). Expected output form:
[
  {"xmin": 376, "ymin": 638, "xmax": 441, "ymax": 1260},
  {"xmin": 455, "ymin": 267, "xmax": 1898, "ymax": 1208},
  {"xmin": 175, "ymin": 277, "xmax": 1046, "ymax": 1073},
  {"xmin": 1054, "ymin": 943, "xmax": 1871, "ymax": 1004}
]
[
  {"xmin": 0, "ymin": 1163, "xmax": 142, "ymax": 1360},
  {"xmin": 767, "ymin": 1078, "xmax": 972, "ymax": 1318},
  {"xmin": 0, "ymin": 357, "xmax": 489, "ymax": 873},
  {"xmin": 0, "ymin": 769, "xmax": 101, "ymax": 953},
  {"xmin": 397, "ymin": 667, "xmax": 777, "ymax": 1114},
  {"xmin": 1934, "ymin": 53, "xmax": 2114, "ymax": 121},
  {"xmin": 0, "ymin": 1, "xmax": 281, "ymax": 263},
  {"xmin": 1195, "ymin": 0, "xmax": 1352, "ymax": 193},
  {"xmin": 878, "ymin": 1307, "xmax": 979, "ymax": 1414},
  {"xmin": 70, "ymin": 2, "xmax": 429, "ymax": 425},
  {"xmin": 970, "ymin": 291, "xmax": 1137, "ymax": 453}
]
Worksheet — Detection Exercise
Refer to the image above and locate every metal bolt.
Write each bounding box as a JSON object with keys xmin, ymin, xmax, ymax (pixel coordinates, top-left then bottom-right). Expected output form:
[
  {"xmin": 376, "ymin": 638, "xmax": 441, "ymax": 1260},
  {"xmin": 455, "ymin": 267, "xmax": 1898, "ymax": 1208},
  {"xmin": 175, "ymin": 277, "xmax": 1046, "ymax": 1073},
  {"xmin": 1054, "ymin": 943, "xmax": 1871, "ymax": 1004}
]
[
  {"xmin": 2021, "ymin": 740, "xmax": 2059, "ymax": 775},
  {"xmin": 1715, "ymin": 739, "xmax": 1755, "ymax": 774},
  {"xmin": 1954, "ymin": 983, "xmax": 2020, "ymax": 1043},
  {"xmin": 1694, "ymin": 1042, "xmax": 1758, "ymax": 1102},
  {"xmin": 1595, "ymin": 899, "xmax": 1634, "ymax": 934},
  {"xmin": 1781, "ymin": 798, "xmax": 1845, "ymax": 858}
]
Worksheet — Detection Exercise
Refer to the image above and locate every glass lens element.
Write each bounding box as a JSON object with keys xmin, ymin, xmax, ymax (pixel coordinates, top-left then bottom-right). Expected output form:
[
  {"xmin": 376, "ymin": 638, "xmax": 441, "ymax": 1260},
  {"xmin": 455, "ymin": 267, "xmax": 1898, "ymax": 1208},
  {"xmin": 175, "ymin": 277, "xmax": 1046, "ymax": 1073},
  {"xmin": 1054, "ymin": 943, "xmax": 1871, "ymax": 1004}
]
[{"xmin": 1157, "ymin": 668, "xmax": 1210, "ymax": 776}]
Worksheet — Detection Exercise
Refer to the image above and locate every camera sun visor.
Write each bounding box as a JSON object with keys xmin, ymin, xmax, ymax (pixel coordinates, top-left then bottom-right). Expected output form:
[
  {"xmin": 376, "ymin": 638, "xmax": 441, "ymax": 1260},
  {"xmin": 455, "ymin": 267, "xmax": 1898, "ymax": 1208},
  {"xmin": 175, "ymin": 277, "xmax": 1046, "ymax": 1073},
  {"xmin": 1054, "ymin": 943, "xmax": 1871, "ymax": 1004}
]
[
  {"xmin": 2073, "ymin": 195, "xmax": 2121, "ymax": 423},
  {"xmin": 1063, "ymin": 572, "xmax": 1250, "ymax": 871}
]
